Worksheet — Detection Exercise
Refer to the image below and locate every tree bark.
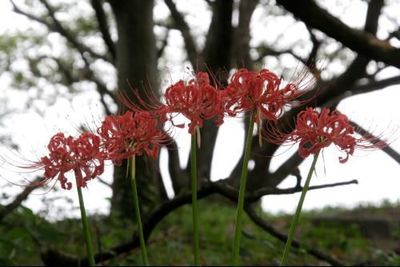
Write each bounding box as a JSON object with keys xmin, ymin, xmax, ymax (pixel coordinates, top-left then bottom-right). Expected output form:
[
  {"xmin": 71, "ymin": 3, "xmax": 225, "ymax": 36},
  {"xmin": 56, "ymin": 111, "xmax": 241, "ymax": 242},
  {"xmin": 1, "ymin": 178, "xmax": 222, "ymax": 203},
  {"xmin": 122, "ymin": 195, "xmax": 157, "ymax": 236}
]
[
  {"xmin": 108, "ymin": 0, "xmax": 165, "ymax": 217},
  {"xmin": 192, "ymin": 0, "xmax": 234, "ymax": 182}
]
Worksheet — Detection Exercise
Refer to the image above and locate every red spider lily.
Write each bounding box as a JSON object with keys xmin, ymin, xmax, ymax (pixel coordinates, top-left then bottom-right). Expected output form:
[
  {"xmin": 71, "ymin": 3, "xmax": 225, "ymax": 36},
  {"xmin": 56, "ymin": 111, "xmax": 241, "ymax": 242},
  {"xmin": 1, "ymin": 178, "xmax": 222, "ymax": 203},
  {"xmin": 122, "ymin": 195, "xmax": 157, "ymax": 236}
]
[
  {"xmin": 39, "ymin": 132, "xmax": 104, "ymax": 190},
  {"xmin": 223, "ymin": 68, "xmax": 303, "ymax": 122},
  {"xmin": 267, "ymin": 107, "xmax": 385, "ymax": 163},
  {"xmin": 98, "ymin": 110, "xmax": 166, "ymax": 164},
  {"xmin": 164, "ymin": 72, "xmax": 224, "ymax": 134}
]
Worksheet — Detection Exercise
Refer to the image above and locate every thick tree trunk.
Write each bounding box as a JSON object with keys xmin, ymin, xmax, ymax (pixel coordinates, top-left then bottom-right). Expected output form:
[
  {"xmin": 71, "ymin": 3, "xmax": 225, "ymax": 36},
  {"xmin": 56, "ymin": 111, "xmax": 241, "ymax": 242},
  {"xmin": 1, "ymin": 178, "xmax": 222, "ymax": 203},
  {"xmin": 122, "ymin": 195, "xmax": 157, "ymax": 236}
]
[
  {"xmin": 191, "ymin": 0, "xmax": 234, "ymax": 182},
  {"xmin": 108, "ymin": 0, "xmax": 166, "ymax": 217}
]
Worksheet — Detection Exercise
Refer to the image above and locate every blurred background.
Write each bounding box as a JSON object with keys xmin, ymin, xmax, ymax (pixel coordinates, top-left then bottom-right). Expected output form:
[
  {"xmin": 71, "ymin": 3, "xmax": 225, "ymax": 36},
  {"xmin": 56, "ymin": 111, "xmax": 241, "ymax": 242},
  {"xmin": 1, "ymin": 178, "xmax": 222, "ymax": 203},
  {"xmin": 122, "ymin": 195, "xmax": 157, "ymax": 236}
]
[{"xmin": 0, "ymin": 0, "xmax": 399, "ymax": 265}]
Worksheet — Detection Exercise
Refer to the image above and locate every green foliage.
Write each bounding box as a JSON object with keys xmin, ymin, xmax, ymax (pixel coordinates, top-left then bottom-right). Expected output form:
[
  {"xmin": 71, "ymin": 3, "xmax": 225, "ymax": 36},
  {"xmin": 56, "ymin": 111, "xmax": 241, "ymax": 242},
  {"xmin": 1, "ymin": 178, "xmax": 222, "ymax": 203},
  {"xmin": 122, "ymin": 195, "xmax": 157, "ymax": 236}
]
[{"xmin": 0, "ymin": 201, "xmax": 399, "ymax": 265}]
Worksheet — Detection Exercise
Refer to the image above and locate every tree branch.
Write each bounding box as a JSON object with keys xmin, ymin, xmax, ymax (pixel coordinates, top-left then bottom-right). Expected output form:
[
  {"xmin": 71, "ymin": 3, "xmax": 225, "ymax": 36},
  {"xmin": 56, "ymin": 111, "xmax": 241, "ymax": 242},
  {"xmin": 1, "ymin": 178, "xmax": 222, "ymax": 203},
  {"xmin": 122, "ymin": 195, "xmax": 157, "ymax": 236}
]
[
  {"xmin": 244, "ymin": 205, "xmax": 344, "ymax": 266},
  {"xmin": 255, "ymin": 45, "xmax": 308, "ymax": 66},
  {"xmin": 247, "ymin": 0, "xmax": 384, "ymax": 190},
  {"xmin": 276, "ymin": 0, "xmax": 400, "ymax": 68},
  {"xmin": 10, "ymin": 0, "xmax": 110, "ymax": 63},
  {"xmin": 234, "ymin": 0, "xmax": 258, "ymax": 68},
  {"xmin": 164, "ymin": 0, "xmax": 199, "ymax": 67},
  {"xmin": 350, "ymin": 120, "xmax": 400, "ymax": 165},
  {"xmin": 164, "ymin": 135, "xmax": 188, "ymax": 193},
  {"xmin": 157, "ymin": 30, "xmax": 169, "ymax": 59},
  {"xmin": 326, "ymin": 75, "xmax": 400, "ymax": 107},
  {"xmin": 50, "ymin": 56, "xmax": 116, "ymax": 115},
  {"xmin": 90, "ymin": 0, "xmax": 116, "ymax": 61},
  {"xmin": 0, "ymin": 179, "xmax": 40, "ymax": 222}
]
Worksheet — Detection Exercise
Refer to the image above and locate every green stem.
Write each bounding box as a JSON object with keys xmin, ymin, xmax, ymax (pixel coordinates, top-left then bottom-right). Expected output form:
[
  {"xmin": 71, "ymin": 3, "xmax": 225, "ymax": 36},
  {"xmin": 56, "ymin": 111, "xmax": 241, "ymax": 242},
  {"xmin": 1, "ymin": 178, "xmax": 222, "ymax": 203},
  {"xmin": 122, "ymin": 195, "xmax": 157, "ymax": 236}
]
[
  {"xmin": 76, "ymin": 175, "xmax": 96, "ymax": 266},
  {"xmin": 129, "ymin": 156, "xmax": 149, "ymax": 266},
  {"xmin": 280, "ymin": 152, "xmax": 320, "ymax": 266},
  {"xmin": 191, "ymin": 131, "xmax": 200, "ymax": 265},
  {"xmin": 232, "ymin": 112, "xmax": 255, "ymax": 266}
]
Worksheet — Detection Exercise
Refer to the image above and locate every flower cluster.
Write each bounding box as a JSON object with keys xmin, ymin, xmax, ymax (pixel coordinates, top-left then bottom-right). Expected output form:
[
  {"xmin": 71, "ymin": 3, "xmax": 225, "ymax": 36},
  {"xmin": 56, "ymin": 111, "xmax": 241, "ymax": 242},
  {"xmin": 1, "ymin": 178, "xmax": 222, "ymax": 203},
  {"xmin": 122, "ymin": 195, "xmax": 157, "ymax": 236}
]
[
  {"xmin": 98, "ymin": 111, "xmax": 166, "ymax": 165},
  {"xmin": 30, "ymin": 68, "xmax": 383, "ymax": 189},
  {"xmin": 164, "ymin": 72, "xmax": 224, "ymax": 134},
  {"xmin": 39, "ymin": 132, "xmax": 104, "ymax": 190},
  {"xmin": 36, "ymin": 110, "xmax": 167, "ymax": 189},
  {"xmin": 267, "ymin": 107, "xmax": 384, "ymax": 163},
  {"xmin": 223, "ymin": 68, "xmax": 301, "ymax": 122}
]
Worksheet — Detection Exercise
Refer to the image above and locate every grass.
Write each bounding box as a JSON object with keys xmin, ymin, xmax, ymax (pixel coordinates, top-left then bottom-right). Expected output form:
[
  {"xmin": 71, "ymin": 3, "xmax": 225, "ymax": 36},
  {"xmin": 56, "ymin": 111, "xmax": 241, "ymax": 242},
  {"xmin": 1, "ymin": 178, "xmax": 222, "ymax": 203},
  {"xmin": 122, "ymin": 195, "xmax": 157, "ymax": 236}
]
[{"xmin": 0, "ymin": 199, "xmax": 399, "ymax": 265}]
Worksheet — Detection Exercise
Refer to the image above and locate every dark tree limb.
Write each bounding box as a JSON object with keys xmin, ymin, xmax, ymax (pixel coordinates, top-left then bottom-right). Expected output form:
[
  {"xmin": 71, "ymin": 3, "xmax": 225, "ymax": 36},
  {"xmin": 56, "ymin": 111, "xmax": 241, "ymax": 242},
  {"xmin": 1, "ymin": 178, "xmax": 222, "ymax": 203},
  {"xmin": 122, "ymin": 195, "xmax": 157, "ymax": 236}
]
[
  {"xmin": 247, "ymin": 0, "xmax": 384, "ymax": 190},
  {"xmin": 157, "ymin": 30, "xmax": 169, "ymax": 59},
  {"xmin": 38, "ymin": 0, "xmax": 110, "ymax": 62},
  {"xmin": 10, "ymin": 0, "xmax": 109, "ymax": 63},
  {"xmin": 0, "ymin": 179, "xmax": 40, "ymax": 222},
  {"xmin": 267, "ymin": 71, "xmax": 400, "ymax": 182},
  {"xmin": 255, "ymin": 46, "xmax": 308, "ymax": 66},
  {"xmin": 234, "ymin": 0, "xmax": 259, "ymax": 68},
  {"xmin": 50, "ymin": 56, "xmax": 116, "ymax": 115},
  {"xmin": 305, "ymin": 26, "xmax": 321, "ymax": 67},
  {"xmin": 276, "ymin": 0, "xmax": 400, "ymax": 68},
  {"xmin": 164, "ymin": 135, "xmax": 188, "ymax": 193},
  {"xmin": 11, "ymin": 0, "xmax": 117, "ymax": 116},
  {"xmin": 90, "ymin": 0, "xmax": 116, "ymax": 61},
  {"xmin": 350, "ymin": 121, "xmax": 400, "ymax": 165},
  {"xmin": 326, "ymin": 75, "xmax": 400, "ymax": 107},
  {"xmin": 244, "ymin": 205, "xmax": 344, "ymax": 266},
  {"xmin": 164, "ymin": 0, "xmax": 199, "ymax": 67}
]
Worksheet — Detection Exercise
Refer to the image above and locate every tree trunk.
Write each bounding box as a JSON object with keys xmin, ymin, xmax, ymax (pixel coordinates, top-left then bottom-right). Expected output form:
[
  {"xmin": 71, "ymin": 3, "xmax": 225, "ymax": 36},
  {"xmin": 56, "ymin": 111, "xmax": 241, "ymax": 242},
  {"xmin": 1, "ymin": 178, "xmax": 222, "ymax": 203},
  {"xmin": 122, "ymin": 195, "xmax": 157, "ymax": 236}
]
[{"xmin": 108, "ymin": 0, "xmax": 166, "ymax": 218}]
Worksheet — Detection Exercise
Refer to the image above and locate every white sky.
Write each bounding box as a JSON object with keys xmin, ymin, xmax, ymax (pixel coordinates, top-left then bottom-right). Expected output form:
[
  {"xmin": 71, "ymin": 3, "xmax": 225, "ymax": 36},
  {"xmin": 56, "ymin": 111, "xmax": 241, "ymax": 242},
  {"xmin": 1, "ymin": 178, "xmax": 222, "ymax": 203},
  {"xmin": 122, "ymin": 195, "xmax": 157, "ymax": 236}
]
[{"xmin": 0, "ymin": 0, "xmax": 400, "ymax": 220}]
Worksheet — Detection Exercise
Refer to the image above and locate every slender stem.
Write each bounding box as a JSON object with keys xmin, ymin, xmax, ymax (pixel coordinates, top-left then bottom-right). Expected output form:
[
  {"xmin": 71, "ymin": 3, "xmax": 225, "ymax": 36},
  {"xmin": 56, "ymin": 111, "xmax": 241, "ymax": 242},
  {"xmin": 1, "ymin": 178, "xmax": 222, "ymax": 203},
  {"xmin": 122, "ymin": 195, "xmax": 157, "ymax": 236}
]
[
  {"xmin": 280, "ymin": 152, "xmax": 320, "ymax": 266},
  {"xmin": 76, "ymin": 175, "xmax": 96, "ymax": 266},
  {"xmin": 232, "ymin": 112, "xmax": 255, "ymax": 266},
  {"xmin": 191, "ymin": 131, "xmax": 200, "ymax": 265},
  {"xmin": 129, "ymin": 156, "xmax": 149, "ymax": 266}
]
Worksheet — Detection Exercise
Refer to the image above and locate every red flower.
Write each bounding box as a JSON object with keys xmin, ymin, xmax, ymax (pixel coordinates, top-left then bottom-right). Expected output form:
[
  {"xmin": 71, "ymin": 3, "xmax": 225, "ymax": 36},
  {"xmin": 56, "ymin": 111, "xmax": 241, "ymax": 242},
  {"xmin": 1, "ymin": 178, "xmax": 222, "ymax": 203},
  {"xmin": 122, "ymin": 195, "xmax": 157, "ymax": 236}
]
[
  {"xmin": 98, "ymin": 111, "xmax": 166, "ymax": 164},
  {"xmin": 40, "ymin": 132, "xmax": 104, "ymax": 190},
  {"xmin": 223, "ymin": 68, "xmax": 301, "ymax": 122},
  {"xmin": 164, "ymin": 72, "xmax": 224, "ymax": 134},
  {"xmin": 267, "ymin": 107, "xmax": 384, "ymax": 163}
]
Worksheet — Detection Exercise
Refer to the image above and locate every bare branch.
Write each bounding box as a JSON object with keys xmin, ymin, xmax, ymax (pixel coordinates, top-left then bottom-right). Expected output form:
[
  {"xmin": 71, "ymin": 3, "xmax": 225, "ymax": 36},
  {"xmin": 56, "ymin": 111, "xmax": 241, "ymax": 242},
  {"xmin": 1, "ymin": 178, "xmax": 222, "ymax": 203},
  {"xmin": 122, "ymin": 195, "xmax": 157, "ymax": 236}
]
[
  {"xmin": 164, "ymin": 0, "xmax": 199, "ymax": 67},
  {"xmin": 157, "ymin": 30, "xmax": 169, "ymax": 59},
  {"xmin": 247, "ymin": 0, "xmax": 385, "ymax": 190},
  {"xmin": 255, "ymin": 45, "xmax": 307, "ymax": 65},
  {"xmin": 164, "ymin": 135, "xmax": 188, "ymax": 193},
  {"xmin": 305, "ymin": 26, "xmax": 320, "ymax": 67},
  {"xmin": 250, "ymin": 179, "xmax": 358, "ymax": 202},
  {"xmin": 276, "ymin": 0, "xmax": 400, "ymax": 68},
  {"xmin": 50, "ymin": 56, "xmax": 116, "ymax": 114},
  {"xmin": 244, "ymin": 205, "xmax": 344, "ymax": 266},
  {"xmin": 234, "ymin": 0, "xmax": 258, "ymax": 68},
  {"xmin": 350, "ymin": 120, "xmax": 400, "ymax": 165},
  {"xmin": 326, "ymin": 75, "xmax": 400, "ymax": 107},
  {"xmin": 97, "ymin": 177, "xmax": 112, "ymax": 187},
  {"xmin": 39, "ymin": 0, "xmax": 110, "ymax": 61},
  {"xmin": 10, "ymin": 0, "xmax": 110, "ymax": 63},
  {"xmin": 90, "ymin": 0, "xmax": 116, "ymax": 61},
  {"xmin": 0, "ymin": 178, "xmax": 40, "ymax": 222}
]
